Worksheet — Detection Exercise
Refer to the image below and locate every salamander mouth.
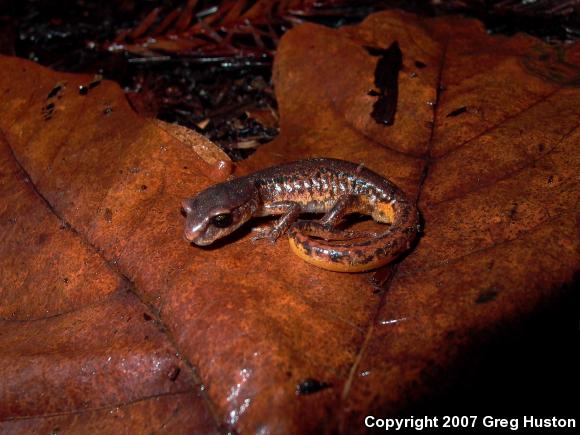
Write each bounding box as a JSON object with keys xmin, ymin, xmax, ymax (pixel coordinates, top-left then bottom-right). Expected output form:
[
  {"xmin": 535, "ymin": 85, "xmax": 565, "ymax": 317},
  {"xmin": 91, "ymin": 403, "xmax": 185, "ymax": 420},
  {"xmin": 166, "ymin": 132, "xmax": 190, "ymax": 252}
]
[
  {"xmin": 184, "ymin": 218, "xmax": 211, "ymax": 245},
  {"xmin": 184, "ymin": 228, "xmax": 220, "ymax": 246},
  {"xmin": 192, "ymin": 237, "xmax": 213, "ymax": 246},
  {"xmin": 183, "ymin": 228, "xmax": 214, "ymax": 246}
]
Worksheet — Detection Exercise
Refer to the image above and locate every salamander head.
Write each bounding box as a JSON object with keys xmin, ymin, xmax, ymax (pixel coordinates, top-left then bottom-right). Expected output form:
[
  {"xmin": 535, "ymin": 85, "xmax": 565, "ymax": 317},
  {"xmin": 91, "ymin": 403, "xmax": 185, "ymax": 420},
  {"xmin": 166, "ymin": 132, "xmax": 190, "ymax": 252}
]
[{"xmin": 181, "ymin": 179, "xmax": 258, "ymax": 246}]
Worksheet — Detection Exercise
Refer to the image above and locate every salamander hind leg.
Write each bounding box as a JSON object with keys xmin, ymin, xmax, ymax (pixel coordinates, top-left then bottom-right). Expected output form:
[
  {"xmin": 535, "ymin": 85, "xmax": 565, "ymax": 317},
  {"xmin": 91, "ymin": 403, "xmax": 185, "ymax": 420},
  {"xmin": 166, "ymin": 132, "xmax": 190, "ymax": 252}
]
[{"xmin": 319, "ymin": 194, "xmax": 358, "ymax": 228}]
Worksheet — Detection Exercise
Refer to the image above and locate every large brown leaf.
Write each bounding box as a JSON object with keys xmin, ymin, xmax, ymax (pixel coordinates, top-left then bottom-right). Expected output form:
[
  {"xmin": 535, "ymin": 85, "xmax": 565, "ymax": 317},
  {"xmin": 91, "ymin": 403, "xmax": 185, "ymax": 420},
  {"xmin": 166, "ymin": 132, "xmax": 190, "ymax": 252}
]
[{"xmin": 1, "ymin": 10, "xmax": 579, "ymax": 434}]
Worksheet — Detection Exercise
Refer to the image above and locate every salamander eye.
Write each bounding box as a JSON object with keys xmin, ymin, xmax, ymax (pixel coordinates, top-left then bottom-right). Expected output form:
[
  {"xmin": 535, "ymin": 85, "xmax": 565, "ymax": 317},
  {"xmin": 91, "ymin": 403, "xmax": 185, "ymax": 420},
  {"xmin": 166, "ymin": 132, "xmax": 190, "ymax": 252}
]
[{"xmin": 211, "ymin": 213, "xmax": 233, "ymax": 228}]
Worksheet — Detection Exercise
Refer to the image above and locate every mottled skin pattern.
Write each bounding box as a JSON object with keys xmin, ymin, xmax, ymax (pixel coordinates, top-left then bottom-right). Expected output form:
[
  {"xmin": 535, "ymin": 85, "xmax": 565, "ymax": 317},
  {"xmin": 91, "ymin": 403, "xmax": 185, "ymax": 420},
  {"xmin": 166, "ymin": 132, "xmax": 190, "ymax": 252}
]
[{"xmin": 182, "ymin": 158, "xmax": 420, "ymax": 272}]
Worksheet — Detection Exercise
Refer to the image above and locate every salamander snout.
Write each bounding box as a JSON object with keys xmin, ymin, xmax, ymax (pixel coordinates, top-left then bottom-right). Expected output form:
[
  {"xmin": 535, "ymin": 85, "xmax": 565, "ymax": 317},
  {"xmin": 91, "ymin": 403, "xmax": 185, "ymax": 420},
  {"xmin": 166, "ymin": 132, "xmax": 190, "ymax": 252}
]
[
  {"xmin": 181, "ymin": 196, "xmax": 239, "ymax": 246},
  {"xmin": 183, "ymin": 221, "xmax": 206, "ymax": 244},
  {"xmin": 181, "ymin": 180, "xmax": 258, "ymax": 246},
  {"xmin": 181, "ymin": 198, "xmax": 211, "ymax": 245}
]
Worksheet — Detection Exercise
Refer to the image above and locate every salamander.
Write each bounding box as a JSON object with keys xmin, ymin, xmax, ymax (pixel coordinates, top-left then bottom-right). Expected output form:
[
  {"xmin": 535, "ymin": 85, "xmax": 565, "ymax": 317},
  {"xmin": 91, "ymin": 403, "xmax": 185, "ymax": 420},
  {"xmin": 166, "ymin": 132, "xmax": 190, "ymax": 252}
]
[{"xmin": 181, "ymin": 158, "xmax": 420, "ymax": 272}]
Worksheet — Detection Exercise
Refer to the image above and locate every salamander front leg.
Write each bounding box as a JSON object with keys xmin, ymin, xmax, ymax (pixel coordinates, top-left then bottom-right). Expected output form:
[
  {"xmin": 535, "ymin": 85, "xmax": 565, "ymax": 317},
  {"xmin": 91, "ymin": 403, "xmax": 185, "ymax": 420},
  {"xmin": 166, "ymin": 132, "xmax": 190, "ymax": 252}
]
[{"xmin": 252, "ymin": 201, "xmax": 302, "ymax": 243}]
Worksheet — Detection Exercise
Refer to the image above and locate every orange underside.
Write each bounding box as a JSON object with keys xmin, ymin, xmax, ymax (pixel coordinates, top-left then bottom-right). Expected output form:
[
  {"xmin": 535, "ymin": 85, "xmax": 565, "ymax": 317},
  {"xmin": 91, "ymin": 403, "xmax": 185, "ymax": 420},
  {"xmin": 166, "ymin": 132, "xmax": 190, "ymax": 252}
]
[
  {"xmin": 288, "ymin": 237, "xmax": 392, "ymax": 273},
  {"xmin": 376, "ymin": 201, "xmax": 396, "ymax": 223}
]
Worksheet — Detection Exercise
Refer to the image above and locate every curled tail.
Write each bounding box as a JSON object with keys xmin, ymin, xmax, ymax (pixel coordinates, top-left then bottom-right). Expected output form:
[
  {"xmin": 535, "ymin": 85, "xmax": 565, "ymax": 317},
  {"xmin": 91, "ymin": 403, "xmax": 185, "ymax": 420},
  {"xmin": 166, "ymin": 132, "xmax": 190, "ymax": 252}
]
[{"xmin": 287, "ymin": 197, "xmax": 420, "ymax": 273}]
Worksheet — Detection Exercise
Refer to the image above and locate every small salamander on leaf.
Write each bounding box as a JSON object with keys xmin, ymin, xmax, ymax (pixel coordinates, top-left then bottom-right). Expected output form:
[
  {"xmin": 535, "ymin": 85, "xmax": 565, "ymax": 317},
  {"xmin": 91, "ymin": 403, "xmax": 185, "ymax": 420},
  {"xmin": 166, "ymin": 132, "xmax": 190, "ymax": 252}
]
[{"xmin": 182, "ymin": 158, "xmax": 420, "ymax": 272}]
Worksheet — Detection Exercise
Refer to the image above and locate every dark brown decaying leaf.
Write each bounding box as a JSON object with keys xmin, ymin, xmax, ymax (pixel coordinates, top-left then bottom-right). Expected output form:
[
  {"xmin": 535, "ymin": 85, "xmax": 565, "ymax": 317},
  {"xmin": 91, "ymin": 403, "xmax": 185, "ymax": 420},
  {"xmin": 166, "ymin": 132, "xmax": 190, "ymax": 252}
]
[
  {"xmin": 0, "ymin": 67, "xmax": 220, "ymax": 433},
  {"xmin": 259, "ymin": 11, "xmax": 579, "ymax": 429},
  {"xmin": 0, "ymin": 10, "xmax": 579, "ymax": 434}
]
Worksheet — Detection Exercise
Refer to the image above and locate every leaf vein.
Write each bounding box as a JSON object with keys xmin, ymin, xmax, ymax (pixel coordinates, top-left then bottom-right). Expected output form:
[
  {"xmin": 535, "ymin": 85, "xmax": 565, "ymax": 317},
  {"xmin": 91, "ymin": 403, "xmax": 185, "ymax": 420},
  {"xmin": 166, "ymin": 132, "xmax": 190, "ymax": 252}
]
[
  {"xmin": 435, "ymin": 87, "xmax": 562, "ymax": 160},
  {"xmin": 339, "ymin": 39, "xmax": 449, "ymax": 404}
]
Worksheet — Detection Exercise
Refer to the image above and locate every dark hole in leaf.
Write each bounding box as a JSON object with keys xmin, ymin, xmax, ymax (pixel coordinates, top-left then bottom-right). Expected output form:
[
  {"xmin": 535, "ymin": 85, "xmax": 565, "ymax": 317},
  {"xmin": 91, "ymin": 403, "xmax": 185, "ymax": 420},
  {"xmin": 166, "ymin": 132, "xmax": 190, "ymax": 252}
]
[
  {"xmin": 364, "ymin": 41, "xmax": 403, "ymax": 126},
  {"xmin": 296, "ymin": 378, "xmax": 331, "ymax": 395},
  {"xmin": 168, "ymin": 366, "xmax": 181, "ymax": 382},
  {"xmin": 446, "ymin": 106, "xmax": 468, "ymax": 117},
  {"xmin": 47, "ymin": 84, "xmax": 62, "ymax": 99},
  {"xmin": 475, "ymin": 289, "xmax": 499, "ymax": 304}
]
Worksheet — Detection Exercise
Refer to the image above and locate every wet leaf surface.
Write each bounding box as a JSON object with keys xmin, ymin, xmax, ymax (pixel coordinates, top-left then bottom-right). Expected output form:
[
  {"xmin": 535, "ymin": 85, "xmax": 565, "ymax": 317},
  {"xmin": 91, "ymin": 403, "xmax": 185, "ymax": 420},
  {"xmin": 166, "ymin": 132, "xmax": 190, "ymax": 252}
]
[{"xmin": 1, "ymin": 10, "xmax": 579, "ymax": 434}]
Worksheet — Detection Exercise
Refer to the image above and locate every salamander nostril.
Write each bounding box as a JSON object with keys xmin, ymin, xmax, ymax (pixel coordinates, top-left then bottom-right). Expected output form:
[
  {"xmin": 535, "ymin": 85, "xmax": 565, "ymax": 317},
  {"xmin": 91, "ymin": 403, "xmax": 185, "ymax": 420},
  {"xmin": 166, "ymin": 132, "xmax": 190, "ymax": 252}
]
[
  {"xmin": 180, "ymin": 208, "xmax": 187, "ymax": 218},
  {"xmin": 183, "ymin": 227, "xmax": 199, "ymax": 242},
  {"xmin": 181, "ymin": 200, "xmax": 193, "ymax": 214}
]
